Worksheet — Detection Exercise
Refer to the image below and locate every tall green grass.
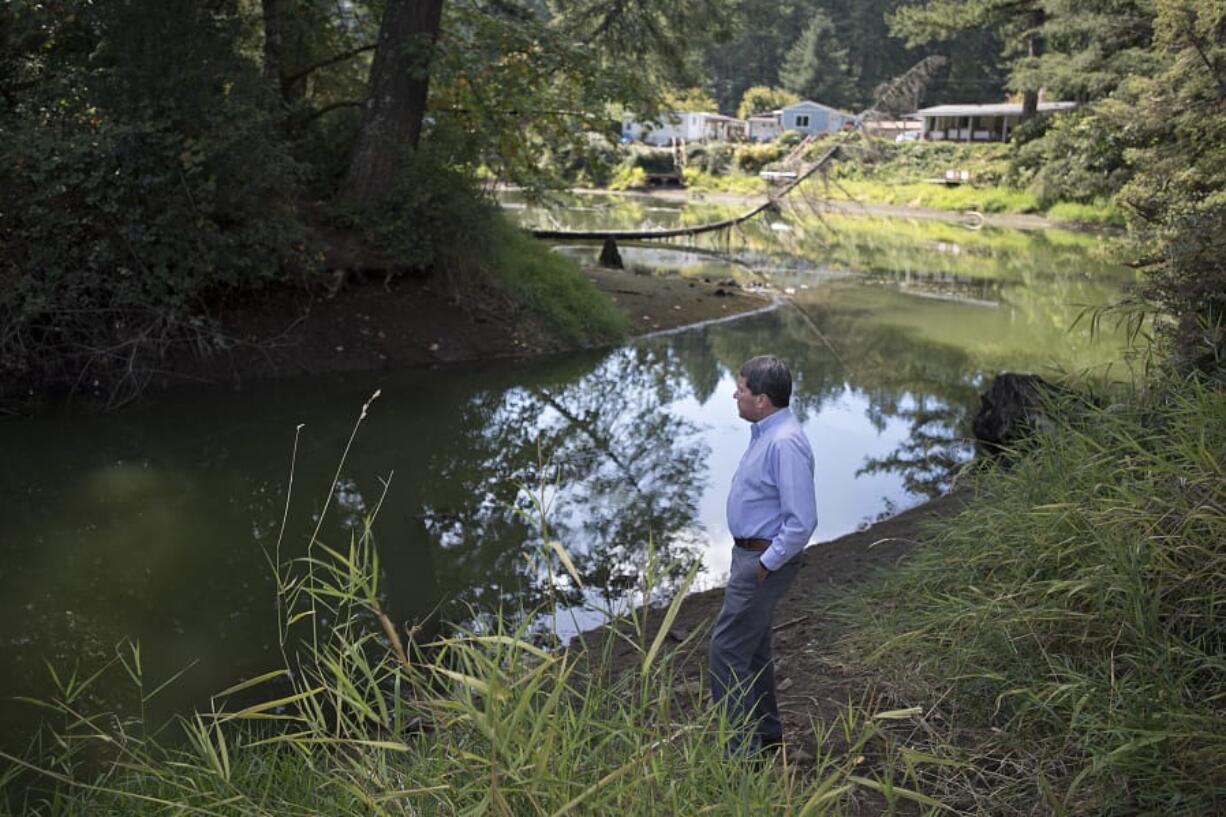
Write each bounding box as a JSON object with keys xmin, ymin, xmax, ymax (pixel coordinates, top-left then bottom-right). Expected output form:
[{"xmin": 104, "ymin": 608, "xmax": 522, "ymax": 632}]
[
  {"xmin": 2, "ymin": 396, "xmax": 947, "ymax": 816},
  {"xmin": 842, "ymin": 379, "xmax": 1226, "ymax": 815}
]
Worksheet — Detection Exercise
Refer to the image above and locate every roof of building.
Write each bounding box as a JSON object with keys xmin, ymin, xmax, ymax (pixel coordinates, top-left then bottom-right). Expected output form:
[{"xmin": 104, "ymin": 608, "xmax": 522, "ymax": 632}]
[{"xmin": 915, "ymin": 101, "xmax": 1077, "ymax": 117}]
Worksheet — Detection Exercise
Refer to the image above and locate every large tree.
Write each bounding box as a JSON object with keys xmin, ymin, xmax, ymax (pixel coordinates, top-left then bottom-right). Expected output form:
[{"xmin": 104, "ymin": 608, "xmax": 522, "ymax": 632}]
[
  {"xmin": 1115, "ymin": 0, "xmax": 1226, "ymax": 371},
  {"xmin": 779, "ymin": 10, "xmax": 859, "ymax": 108},
  {"xmin": 340, "ymin": 0, "xmax": 446, "ymax": 208},
  {"xmin": 705, "ymin": 0, "xmax": 815, "ymax": 113},
  {"xmin": 737, "ymin": 85, "xmax": 801, "ymax": 119},
  {"xmin": 1011, "ymin": 0, "xmax": 1158, "ymax": 101}
]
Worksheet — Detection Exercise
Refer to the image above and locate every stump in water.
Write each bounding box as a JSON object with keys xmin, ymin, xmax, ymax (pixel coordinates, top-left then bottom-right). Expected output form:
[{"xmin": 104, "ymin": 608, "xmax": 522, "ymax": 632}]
[
  {"xmin": 598, "ymin": 238, "xmax": 623, "ymax": 269},
  {"xmin": 972, "ymin": 373, "xmax": 1062, "ymax": 455}
]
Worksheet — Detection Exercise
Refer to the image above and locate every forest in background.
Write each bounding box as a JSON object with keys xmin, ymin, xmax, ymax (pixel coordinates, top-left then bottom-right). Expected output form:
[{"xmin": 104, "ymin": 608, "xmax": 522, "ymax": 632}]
[{"xmin": 1, "ymin": 0, "xmax": 1223, "ymax": 407}]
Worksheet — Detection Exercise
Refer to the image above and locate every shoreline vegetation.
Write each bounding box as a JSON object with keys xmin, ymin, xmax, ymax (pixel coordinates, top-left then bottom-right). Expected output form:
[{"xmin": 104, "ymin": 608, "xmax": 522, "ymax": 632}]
[
  {"xmin": 595, "ymin": 136, "xmax": 1124, "ymax": 229},
  {"xmin": 7, "ymin": 378, "xmax": 1223, "ymax": 815}
]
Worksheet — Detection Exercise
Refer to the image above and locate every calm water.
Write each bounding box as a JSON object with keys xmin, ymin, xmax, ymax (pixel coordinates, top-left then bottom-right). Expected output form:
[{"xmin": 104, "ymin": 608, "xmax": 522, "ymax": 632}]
[{"xmin": 0, "ymin": 193, "xmax": 1139, "ymax": 746}]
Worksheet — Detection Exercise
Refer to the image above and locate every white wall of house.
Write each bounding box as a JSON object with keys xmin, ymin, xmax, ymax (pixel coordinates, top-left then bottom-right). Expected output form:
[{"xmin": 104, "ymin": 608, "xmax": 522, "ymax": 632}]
[
  {"xmin": 747, "ymin": 113, "xmax": 782, "ymax": 142},
  {"xmin": 780, "ymin": 101, "xmax": 859, "ymax": 136}
]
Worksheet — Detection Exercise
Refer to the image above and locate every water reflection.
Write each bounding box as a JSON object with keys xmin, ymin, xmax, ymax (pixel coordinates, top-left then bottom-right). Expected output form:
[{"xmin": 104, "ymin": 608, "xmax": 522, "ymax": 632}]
[
  {"xmin": 412, "ymin": 345, "xmax": 711, "ymax": 626},
  {"xmin": 0, "ymin": 202, "xmax": 1138, "ymax": 749}
]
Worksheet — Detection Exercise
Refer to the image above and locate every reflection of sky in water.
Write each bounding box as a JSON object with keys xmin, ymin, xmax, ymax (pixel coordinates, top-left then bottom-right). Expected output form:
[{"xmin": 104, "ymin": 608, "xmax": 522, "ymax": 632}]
[{"xmin": 538, "ymin": 366, "xmax": 932, "ymax": 639}]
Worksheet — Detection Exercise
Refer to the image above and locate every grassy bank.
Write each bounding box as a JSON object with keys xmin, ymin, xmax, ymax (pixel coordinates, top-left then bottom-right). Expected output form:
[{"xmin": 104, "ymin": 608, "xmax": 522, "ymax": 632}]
[
  {"xmin": 3, "ymin": 621, "xmax": 938, "ymax": 816},
  {"xmin": 1, "ymin": 134, "xmax": 625, "ymax": 411},
  {"xmin": 483, "ymin": 214, "xmax": 629, "ymax": 344},
  {"xmin": 840, "ymin": 378, "xmax": 1226, "ymax": 814}
]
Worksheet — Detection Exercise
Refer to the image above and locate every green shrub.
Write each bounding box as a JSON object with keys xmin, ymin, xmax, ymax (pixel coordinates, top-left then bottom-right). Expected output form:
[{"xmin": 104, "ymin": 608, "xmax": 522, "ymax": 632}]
[
  {"xmin": 1009, "ymin": 110, "xmax": 1134, "ymax": 209},
  {"xmin": 358, "ymin": 149, "xmax": 496, "ymax": 282},
  {"xmin": 620, "ymin": 144, "xmax": 676, "ymax": 174},
  {"xmin": 733, "ymin": 142, "xmax": 785, "ymax": 173},
  {"xmin": 831, "ymin": 140, "xmax": 1013, "ymax": 185},
  {"xmin": 776, "ymin": 129, "xmax": 806, "ymax": 147},
  {"xmin": 681, "ymin": 168, "xmax": 766, "ymax": 195},
  {"xmin": 687, "ymin": 141, "xmax": 734, "ymax": 174},
  {"xmin": 609, "ymin": 164, "xmax": 649, "ymax": 190}
]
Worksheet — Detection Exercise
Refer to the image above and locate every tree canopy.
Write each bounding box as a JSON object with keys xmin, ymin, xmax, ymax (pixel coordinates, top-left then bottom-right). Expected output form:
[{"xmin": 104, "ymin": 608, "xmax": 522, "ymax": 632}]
[
  {"xmin": 737, "ymin": 86, "xmax": 801, "ymax": 119},
  {"xmin": 779, "ymin": 10, "xmax": 859, "ymax": 109}
]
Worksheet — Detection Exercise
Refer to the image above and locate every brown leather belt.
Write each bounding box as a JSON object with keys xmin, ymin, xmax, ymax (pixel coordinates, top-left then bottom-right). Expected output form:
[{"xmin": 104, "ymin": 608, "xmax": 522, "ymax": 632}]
[{"xmin": 734, "ymin": 537, "xmax": 771, "ymax": 551}]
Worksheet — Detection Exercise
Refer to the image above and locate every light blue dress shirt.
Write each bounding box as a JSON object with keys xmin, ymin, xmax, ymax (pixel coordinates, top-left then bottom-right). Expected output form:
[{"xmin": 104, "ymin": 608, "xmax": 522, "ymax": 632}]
[{"xmin": 726, "ymin": 407, "xmax": 818, "ymax": 572}]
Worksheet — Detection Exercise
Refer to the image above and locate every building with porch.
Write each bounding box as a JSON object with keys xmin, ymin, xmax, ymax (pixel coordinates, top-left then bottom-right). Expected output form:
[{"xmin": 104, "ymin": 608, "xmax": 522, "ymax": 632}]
[{"xmin": 915, "ymin": 101, "xmax": 1076, "ymax": 142}]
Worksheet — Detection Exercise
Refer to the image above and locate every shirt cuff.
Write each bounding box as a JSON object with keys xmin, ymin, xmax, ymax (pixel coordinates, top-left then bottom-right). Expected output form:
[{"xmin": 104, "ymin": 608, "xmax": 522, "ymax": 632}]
[{"xmin": 760, "ymin": 544, "xmax": 789, "ymax": 572}]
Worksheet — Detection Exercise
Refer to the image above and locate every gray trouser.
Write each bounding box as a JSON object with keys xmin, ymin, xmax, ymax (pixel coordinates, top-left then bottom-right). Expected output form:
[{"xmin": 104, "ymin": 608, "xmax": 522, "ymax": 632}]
[{"xmin": 708, "ymin": 546, "xmax": 801, "ymax": 754}]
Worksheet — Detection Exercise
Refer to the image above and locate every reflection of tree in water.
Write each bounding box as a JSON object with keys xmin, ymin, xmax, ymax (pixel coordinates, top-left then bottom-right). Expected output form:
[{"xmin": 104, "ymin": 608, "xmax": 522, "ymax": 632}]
[
  {"xmin": 856, "ymin": 382, "xmax": 977, "ymax": 500},
  {"xmin": 668, "ymin": 329, "xmax": 723, "ymax": 405},
  {"xmin": 418, "ymin": 345, "xmax": 710, "ymax": 622}
]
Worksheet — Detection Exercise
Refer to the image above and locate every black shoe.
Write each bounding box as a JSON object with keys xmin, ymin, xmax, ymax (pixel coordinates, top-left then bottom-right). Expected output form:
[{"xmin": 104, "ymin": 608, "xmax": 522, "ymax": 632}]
[{"xmin": 758, "ymin": 735, "xmax": 784, "ymax": 752}]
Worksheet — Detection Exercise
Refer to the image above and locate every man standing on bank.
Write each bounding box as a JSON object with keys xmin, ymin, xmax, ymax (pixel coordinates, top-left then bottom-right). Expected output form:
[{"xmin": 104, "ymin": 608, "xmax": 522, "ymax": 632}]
[{"xmin": 710, "ymin": 355, "xmax": 818, "ymax": 755}]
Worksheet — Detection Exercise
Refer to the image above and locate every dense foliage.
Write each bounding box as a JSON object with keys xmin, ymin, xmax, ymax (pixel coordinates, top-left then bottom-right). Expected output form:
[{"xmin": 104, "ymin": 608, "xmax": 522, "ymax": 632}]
[
  {"xmin": 0, "ymin": 1, "xmax": 312, "ymax": 404},
  {"xmin": 1117, "ymin": 0, "xmax": 1226, "ymax": 371},
  {"xmin": 847, "ymin": 380, "xmax": 1226, "ymax": 814}
]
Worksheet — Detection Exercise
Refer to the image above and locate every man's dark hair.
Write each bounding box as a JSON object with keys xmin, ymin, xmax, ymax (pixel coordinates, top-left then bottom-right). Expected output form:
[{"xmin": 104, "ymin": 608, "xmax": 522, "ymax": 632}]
[{"xmin": 740, "ymin": 355, "xmax": 792, "ymax": 408}]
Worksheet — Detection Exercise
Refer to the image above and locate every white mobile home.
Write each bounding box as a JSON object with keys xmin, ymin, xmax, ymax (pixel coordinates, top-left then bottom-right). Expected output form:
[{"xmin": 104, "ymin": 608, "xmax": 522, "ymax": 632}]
[
  {"xmin": 621, "ymin": 111, "xmax": 747, "ymax": 145},
  {"xmin": 780, "ymin": 100, "xmax": 860, "ymax": 136}
]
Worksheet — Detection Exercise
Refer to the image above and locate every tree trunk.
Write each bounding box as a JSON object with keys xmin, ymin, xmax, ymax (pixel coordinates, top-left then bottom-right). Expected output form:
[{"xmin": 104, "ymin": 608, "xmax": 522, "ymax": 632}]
[
  {"xmin": 261, "ymin": 0, "xmax": 282, "ymax": 90},
  {"xmin": 340, "ymin": 0, "xmax": 445, "ymax": 209},
  {"xmin": 1021, "ymin": 8, "xmax": 1045, "ymax": 120}
]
